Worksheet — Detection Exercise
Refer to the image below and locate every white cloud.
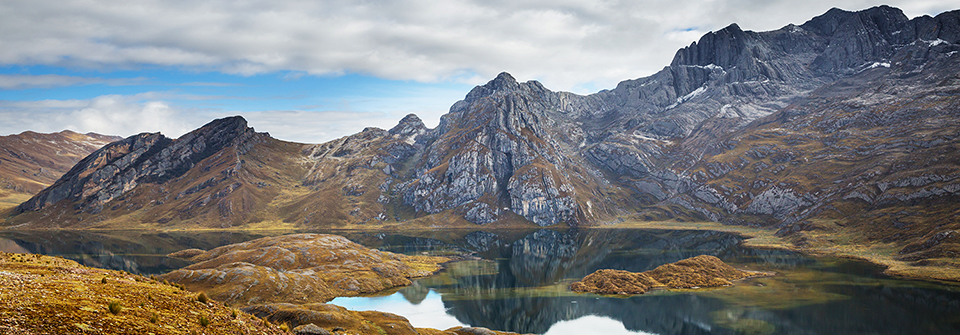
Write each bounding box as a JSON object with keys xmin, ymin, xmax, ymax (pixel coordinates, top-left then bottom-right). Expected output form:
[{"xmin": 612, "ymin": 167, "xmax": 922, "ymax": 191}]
[
  {"xmin": 0, "ymin": 93, "xmax": 446, "ymax": 143},
  {"xmin": 0, "ymin": 1, "xmax": 952, "ymax": 93},
  {"xmin": 0, "ymin": 95, "xmax": 201, "ymax": 138},
  {"xmin": 237, "ymin": 110, "xmax": 429, "ymax": 144},
  {"xmin": 543, "ymin": 315, "xmax": 658, "ymax": 335},
  {"xmin": 329, "ymin": 290, "xmax": 466, "ymax": 330}
]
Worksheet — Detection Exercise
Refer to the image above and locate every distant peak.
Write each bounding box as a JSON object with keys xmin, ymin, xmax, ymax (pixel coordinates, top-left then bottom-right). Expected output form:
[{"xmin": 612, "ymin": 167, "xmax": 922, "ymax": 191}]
[
  {"xmin": 464, "ymin": 72, "xmax": 523, "ymax": 102},
  {"xmin": 722, "ymin": 23, "xmax": 742, "ymax": 32},
  {"xmin": 487, "ymin": 72, "xmax": 520, "ymax": 91},
  {"xmin": 389, "ymin": 113, "xmax": 427, "ymax": 138},
  {"xmin": 802, "ymin": 5, "xmax": 908, "ymax": 36},
  {"xmin": 397, "ymin": 113, "xmax": 423, "ymax": 124},
  {"xmin": 187, "ymin": 115, "xmax": 248, "ymax": 134},
  {"xmin": 206, "ymin": 115, "xmax": 248, "ymax": 127}
]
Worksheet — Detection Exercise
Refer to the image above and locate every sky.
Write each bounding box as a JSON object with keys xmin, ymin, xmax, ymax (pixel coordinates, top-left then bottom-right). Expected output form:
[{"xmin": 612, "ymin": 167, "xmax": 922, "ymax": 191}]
[{"xmin": 1, "ymin": 0, "xmax": 957, "ymax": 143}]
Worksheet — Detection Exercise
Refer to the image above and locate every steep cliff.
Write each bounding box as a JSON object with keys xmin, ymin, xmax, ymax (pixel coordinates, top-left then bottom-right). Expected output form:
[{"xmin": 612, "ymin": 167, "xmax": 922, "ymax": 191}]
[{"xmin": 399, "ymin": 73, "xmax": 622, "ymax": 226}]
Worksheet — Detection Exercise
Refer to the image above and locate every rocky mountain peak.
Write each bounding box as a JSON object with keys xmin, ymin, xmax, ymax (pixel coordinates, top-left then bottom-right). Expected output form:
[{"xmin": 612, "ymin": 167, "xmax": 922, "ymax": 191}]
[
  {"xmin": 388, "ymin": 113, "xmax": 427, "ymax": 142},
  {"xmin": 670, "ymin": 23, "xmax": 751, "ymax": 68},
  {"xmin": 16, "ymin": 115, "xmax": 262, "ymax": 215},
  {"xmin": 464, "ymin": 72, "xmax": 522, "ymax": 102},
  {"xmin": 802, "ymin": 6, "xmax": 907, "ymax": 37},
  {"xmin": 487, "ymin": 72, "xmax": 520, "ymax": 91}
]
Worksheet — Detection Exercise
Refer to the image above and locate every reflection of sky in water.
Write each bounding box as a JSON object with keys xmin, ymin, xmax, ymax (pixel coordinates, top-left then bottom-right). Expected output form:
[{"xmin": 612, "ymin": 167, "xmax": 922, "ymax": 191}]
[
  {"xmin": 544, "ymin": 315, "xmax": 657, "ymax": 335},
  {"xmin": 330, "ymin": 290, "xmax": 466, "ymax": 330},
  {"xmin": 332, "ymin": 290, "xmax": 656, "ymax": 334}
]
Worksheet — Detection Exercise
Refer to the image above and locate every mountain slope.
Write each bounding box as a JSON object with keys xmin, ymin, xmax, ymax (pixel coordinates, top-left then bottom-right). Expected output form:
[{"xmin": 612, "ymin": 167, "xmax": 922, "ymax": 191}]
[
  {"xmin": 9, "ymin": 117, "xmax": 309, "ymax": 228},
  {"xmin": 0, "ymin": 131, "xmax": 120, "ymax": 209}
]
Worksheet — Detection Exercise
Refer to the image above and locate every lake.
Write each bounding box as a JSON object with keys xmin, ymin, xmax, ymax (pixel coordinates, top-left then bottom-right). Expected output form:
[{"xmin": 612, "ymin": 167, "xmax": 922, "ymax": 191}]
[{"xmin": 2, "ymin": 228, "xmax": 959, "ymax": 334}]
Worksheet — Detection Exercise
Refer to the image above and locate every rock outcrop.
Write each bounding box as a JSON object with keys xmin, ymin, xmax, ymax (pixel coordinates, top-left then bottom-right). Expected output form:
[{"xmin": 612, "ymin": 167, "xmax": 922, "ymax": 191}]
[
  {"xmin": 570, "ymin": 255, "xmax": 768, "ymax": 295},
  {"xmin": 160, "ymin": 234, "xmax": 448, "ymax": 305}
]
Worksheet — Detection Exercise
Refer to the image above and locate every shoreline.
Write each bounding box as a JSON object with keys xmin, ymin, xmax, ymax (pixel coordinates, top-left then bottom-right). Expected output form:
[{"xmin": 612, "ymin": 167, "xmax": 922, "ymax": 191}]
[
  {"xmin": 4, "ymin": 221, "xmax": 960, "ymax": 284},
  {"xmin": 608, "ymin": 220, "xmax": 960, "ymax": 285}
]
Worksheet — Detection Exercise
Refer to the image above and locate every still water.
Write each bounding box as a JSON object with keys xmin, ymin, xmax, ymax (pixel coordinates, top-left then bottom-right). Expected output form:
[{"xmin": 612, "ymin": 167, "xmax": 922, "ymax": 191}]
[{"xmin": 2, "ymin": 228, "xmax": 960, "ymax": 334}]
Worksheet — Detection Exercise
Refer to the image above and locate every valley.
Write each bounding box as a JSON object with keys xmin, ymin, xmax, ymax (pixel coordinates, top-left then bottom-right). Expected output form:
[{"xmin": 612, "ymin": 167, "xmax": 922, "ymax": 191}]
[{"xmin": 1, "ymin": 4, "xmax": 960, "ymax": 334}]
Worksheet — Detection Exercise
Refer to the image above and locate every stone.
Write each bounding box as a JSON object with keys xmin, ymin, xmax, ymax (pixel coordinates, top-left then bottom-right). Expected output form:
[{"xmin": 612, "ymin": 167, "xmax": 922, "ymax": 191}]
[{"xmin": 293, "ymin": 323, "xmax": 331, "ymax": 335}]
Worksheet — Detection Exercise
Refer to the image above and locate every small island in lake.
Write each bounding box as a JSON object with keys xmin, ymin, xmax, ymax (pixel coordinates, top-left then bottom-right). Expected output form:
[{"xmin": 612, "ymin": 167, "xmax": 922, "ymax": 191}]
[{"xmin": 571, "ymin": 255, "xmax": 771, "ymax": 295}]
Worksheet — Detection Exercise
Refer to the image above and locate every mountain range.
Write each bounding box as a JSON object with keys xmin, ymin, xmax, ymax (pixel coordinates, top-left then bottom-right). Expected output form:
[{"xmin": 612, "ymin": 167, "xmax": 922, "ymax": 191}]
[
  {"xmin": 3, "ymin": 6, "xmax": 959, "ymax": 268},
  {"xmin": 0, "ymin": 131, "xmax": 120, "ymax": 210}
]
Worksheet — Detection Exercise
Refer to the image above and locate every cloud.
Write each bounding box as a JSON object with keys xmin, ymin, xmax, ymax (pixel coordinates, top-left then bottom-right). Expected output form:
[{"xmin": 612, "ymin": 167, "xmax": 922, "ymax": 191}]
[
  {"xmin": 0, "ymin": 92, "xmax": 447, "ymax": 143},
  {"xmin": 237, "ymin": 110, "xmax": 427, "ymax": 144},
  {"xmin": 0, "ymin": 95, "xmax": 201, "ymax": 138},
  {"xmin": 0, "ymin": 74, "xmax": 144, "ymax": 89},
  {"xmin": 0, "ymin": 1, "xmax": 952, "ymax": 93},
  {"xmin": 543, "ymin": 315, "xmax": 657, "ymax": 335}
]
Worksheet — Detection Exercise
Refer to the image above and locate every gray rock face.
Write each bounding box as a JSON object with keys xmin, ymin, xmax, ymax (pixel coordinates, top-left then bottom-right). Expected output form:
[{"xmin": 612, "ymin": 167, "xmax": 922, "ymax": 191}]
[
  {"xmin": 744, "ymin": 186, "xmax": 812, "ymax": 220},
  {"xmin": 293, "ymin": 323, "xmax": 331, "ymax": 335},
  {"xmin": 388, "ymin": 113, "xmax": 427, "ymax": 144},
  {"xmin": 399, "ymin": 72, "xmax": 591, "ymax": 226}
]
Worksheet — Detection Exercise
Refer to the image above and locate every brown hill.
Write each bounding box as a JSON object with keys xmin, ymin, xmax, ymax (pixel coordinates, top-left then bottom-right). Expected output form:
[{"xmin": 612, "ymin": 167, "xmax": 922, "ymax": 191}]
[
  {"xmin": 160, "ymin": 233, "xmax": 449, "ymax": 305},
  {"xmin": 0, "ymin": 131, "xmax": 119, "ymax": 210}
]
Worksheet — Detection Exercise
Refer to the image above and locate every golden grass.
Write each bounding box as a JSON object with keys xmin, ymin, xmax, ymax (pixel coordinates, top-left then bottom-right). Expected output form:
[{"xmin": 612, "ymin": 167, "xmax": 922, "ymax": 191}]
[
  {"xmin": 0, "ymin": 252, "xmax": 286, "ymax": 334},
  {"xmin": 0, "ymin": 192, "xmax": 31, "ymax": 211}
]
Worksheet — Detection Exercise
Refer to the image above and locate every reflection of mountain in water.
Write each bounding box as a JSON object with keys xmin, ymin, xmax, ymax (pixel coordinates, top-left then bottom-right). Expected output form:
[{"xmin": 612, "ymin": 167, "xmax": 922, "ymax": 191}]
[
  {"xmin": 432, "ymin": 229, "xmax": 763, "ymax": 333},
  {"xmin": 0, "ymin": 230, "xmax": 280, "ymax": 274},
  {"xmin": 391, "ymin": 228, "xmax": 960, "ymax": 335},
  {"xmin": 509, "ymin": 230, "xmax": 579, "ymax": 286}
]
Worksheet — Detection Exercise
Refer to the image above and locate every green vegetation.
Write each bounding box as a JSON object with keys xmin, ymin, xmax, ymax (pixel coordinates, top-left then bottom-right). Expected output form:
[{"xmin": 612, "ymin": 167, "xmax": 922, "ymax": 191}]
[
  {"xmin": 199, "ymin": 315, "xmax": 209, "ymax": 327},
  {"xmin": 196, "ymin": 292, "xmax": 208, "ymax": 304},
  {"xmin": 107, "ymin": 301, "xmax": 122, "ymax": 315}
]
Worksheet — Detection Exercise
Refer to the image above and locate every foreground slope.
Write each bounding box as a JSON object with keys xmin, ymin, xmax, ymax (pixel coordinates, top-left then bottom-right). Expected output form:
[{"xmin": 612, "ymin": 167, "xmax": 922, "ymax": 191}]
[{"xmin": 0, "ymin": 252, "xmax": 286, "ymax": 334}]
